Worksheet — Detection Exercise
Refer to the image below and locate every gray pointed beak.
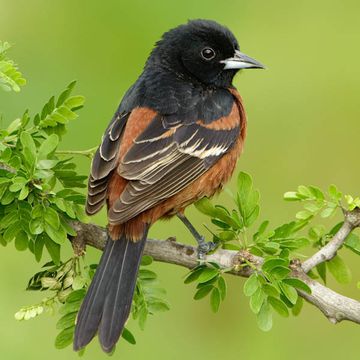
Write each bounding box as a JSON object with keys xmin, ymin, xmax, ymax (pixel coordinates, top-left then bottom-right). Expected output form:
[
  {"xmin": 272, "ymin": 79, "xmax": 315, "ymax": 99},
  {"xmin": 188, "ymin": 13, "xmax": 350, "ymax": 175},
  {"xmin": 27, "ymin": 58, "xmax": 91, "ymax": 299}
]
[{"xmin": 221, "ymin": 50, "xmax": 265, "ymax": 70}]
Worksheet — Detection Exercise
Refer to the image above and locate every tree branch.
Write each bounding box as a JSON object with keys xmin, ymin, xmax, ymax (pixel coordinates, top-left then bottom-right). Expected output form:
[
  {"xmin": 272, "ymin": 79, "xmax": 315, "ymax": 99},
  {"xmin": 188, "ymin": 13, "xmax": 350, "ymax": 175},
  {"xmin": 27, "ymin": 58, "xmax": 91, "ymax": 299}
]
[
  {"xmin": 302, "ymin": 208, "xmax": 360, "ymax": 273},
  {"xmin": 70, "ymin": 217, "xmax": 360, "ymax": 325}
]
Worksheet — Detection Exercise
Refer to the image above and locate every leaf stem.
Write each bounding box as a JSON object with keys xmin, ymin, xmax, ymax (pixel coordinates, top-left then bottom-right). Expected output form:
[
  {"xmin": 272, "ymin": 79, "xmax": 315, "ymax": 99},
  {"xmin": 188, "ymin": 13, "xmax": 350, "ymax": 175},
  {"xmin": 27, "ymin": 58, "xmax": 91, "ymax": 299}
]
[
  {"xmin": 55, "ymin": 146, "xmax": 97, "ymax": 159},
  {"xmin": 242, "ymin": 229, "xmax": 249, "ymax": 248}
]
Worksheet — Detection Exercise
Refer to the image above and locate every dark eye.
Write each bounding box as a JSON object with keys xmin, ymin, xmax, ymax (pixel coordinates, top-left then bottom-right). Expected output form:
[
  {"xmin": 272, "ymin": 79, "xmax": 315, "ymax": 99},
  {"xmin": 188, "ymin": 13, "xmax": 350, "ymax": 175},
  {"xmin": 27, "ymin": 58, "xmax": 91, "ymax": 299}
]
[{"xmin": 201, "ymin": 47, "xmax": 216, "ymax": 60}]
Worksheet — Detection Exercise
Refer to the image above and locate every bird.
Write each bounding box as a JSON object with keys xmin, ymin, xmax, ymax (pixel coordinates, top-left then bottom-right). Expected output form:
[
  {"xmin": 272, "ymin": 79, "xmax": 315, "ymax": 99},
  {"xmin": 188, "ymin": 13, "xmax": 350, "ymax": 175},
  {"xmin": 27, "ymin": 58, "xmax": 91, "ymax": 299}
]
[{"xmin": 73, "ymin": 19, "xmax": 264, "ymax": 353}]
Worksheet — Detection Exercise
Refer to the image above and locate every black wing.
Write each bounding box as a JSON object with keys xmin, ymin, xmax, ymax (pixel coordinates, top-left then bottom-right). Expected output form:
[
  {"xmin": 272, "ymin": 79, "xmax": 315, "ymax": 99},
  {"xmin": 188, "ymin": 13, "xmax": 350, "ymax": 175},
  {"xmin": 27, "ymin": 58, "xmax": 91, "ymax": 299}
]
[
  {"xmin": 86, "ymin": 112, "xmax": 129, "ymax": 215},
  {"xmin": 108, "ymin": 109, "xmax": 241, "ymax": 224}
]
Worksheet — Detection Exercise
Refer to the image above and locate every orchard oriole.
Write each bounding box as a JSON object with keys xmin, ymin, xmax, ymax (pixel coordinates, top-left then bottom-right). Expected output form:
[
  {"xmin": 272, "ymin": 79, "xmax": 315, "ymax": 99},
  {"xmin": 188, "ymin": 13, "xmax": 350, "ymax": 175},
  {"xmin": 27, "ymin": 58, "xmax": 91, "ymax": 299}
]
[{"xmin": 74, "ymin": 19, "xmax": 264, "ymax": 352}]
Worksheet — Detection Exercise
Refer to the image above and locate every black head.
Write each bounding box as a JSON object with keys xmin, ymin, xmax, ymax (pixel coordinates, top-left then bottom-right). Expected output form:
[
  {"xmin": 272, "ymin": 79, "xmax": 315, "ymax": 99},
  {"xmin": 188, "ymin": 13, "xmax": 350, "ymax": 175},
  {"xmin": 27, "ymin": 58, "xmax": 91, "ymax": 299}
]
[{"xmin": 146, "ymin": 19, "xmax": 264, "ymax": 88}]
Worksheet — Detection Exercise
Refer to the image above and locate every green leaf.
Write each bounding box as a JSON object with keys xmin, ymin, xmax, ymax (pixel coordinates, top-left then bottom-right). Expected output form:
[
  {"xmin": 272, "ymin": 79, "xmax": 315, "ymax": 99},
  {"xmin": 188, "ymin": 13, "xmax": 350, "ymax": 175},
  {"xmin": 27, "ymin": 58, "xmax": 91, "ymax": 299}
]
[
  {"xmin": 327, "ymin": 255, "xmax": 352, "ymax": 284},
  {"xmin": 56, "ymin": 81, "xmax": 77, "ymax": 107},
  {"xmin": 256, "ymin": 301, "xmax": 272, "ymax": 331},
  {"xmin": 66, "ymin": 289, "xmax": 86, "ymax": 303},
  {"xmin": 291, "ymin": 297, "xmax": 303, "ymax": 316},
  {"xmin": 9, "ymin": 183, "xmax": 22, "ymax": 193},
  {"xmin": 64, "ymin": 95, "xmax": 85, "ymax": 109},
  {"xmin": 268, "ymin": 297, "xmax": 289, "ymax": 317},
  {"xmin": 45, "ymin": 222, "xmax": 67, "ymax": 244},
  {"xmin": 1, "ymin": 190, "xmax": 16, "ymax": 205},
  {"xmin": 328, "ymin": 184, "xmax": 342, "ymax": 201},
  {"xmin": 262, "ymin": 242, "xmax": 280, "ymax": 254},
  {"xmin": 238, "ymin": 172, "xmax": 252, "ymax": 202},
  {"xmin": 269, "ymin": 266, "xmax": 291, "ymax": 280},
  {"xmin": 15, "ymin": 231, "xmax": 28, "ymax": 251},
  {"xmin": 262, "ymin": 283, "xmax": 280, "ymax": 298},
  {"xmin": 38, "ymin": 134, "xmax": 59, "ymax": 159},
  {"xmin": 194, "ymin": 197, "xmax": 217, "ymax": 217},
  {"xmin": 243, "ymin": 273, "xmax": 259, "ymax": 297},
  {"xmin": 121, "ymin": 328, "xmax": 136, "ymax": 345},
  {"xmin": 0, "ymin": 211, "xmax": 17, "ymax": 229},
  {"xmin": 280, "ymin": 237, "xmax": 310, "ymax": 250},
  {"xmin": 0, "ymin": 42, "xmax": 26, "ymax": 92},
  {"xmin": 138, "ymin": 305, "xmax": 148, "ymax": 330},
  {"xmin": 295, "ymin": 210, "xmax": 312, "ymax": 220},
  {"xmin": 141, "ymin": 255, "xmax": 153, "ymax": 266},
  {"xmin": 210, "ymin": 288, "xmax": 221, "ymax": 313},
  {"xmin": 6, "ymin": 118, "xmax": 21, "ymax": 134},
  {"xmin": 194, "ymin": 285, "xmax": 213, "ymax": 300},
  {"xmin": 59, "ymin": 300, "xmax": 82, "ymax": 315},
  {"xmin": 279, "ymin": 282, "xmax": 298, "ymax": 305},
  {"xmin": 37, "ymin": 159, "xmax": 58, "ymax": 169},
  {"xmin": 3, "ymin": 221, "xmax": 21, "ymax": 242},
  {"xmin": 303, "ymin": 202, "xmax": 322, "ymax": 213},
  {"xmin": 138, "ymin": 269, "xmax": 157, "ymax": 280},
  {"xmin": 297, "ymin": 185, "xmax": 313, "ymax": 198},
  {"xmin": 218, "ymin": 230, "xmax": 235, "ymax": 241},
  {"xmin": 211, "ymin": 219, "xmax": 230, "ymax": 229},
  {"xmin": 250, "ymin": 287, "xmax": 266, "ymax": 314},
  {"xmin": 308, "ymin": 186, "xmax": 325, "ymax": 200},
  {"xmin": 237, "ymin": 172, "xmax": 260, "ymax": 227},
  {"xmin": 246, "ymin": 205, "xmax": 260, "ymax": 227},
  {"xmin": 344, "ymin": 233, "xmax": 360, "ymax": 255},
  {"xmin": 222, "ymin": 243, "xmax": 241, "ymax": 250},
  {"xmin": 262, "ymin": 258, "xmax": 289, "ymax": 273},
  {"xmin": 72, "ymin": 276, "xmax": 86, "ymax": 290},
  {"xmin": 56, "ymin": 312, "xmax": 77, "ymax": 330},
  {"xmin": 29, "ymin": 218, "xmax": 44, "ymax": 235},
  {"xmin": 34, "ymin": 235, "xmax": 44, "ymax": 262},
  {"xmin": 148, "ymin": 301, "xmax": 170, "ymax": 313},
  {"xmin": 44, "ymin": 207, "xmax": 60, "ymax": 229},
  {"xmin": 279, "ymin": 248, "xmax": 290, "ymax": 259},
  {"xmin": 18, "ymin": 185, "xmax": 29, "ymax": 200},
  {"xmin": 60, "ymin": 217, "xmax": 77, "ymax": 236},
  {"xmin": 55, "ymin": 326, "xmax": 74, "ymax": 349},
  {"xmin": 316, "ymin": 262, "xmax": 327, "ymax": 283},
  {"xmin": 197, "ymin": 268, "xmax": 219, "ymax": 283},
  {"xmin": 32, "ymin": 204, "xmax": 44, "ymax": 218},
  {"xmin": 283, "ymin": 191, "xmax": 300, "ymax": 201},
  {"xmin": 282, "ymin": 278, "xmax": 311, "ymax": 294},
  {"xmin": 309, "ymin": 225, "xmax": 325, "ymax": 241},
  {"xmin": 254, "ymin": 220, "xmax": 269, "ymax": 239},
  {"xmin": 320, "ymin": 207, "xmax": 336, "ymax": 218},
  {"xmin": 217, "ymin": 276, "xmax": 227, "ymax": 301},
  {"xmin": 184, "ymin": 267, "xmax": 205, "ymax": 284},
  {"xmin": 43, "ymin": 236, "xmax": 60, "ymax": 264},
  {"xmin": 20, "ymin": 131, "xmax": 36, "ymax": 155}
]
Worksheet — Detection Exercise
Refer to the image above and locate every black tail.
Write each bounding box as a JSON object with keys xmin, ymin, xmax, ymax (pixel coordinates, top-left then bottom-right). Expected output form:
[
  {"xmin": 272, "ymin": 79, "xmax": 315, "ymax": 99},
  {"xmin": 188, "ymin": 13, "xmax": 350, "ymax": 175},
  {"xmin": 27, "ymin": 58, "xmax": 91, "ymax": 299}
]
[{"xmin": 73, "ymin": 230, "xmax": 147, "ymax": 352}]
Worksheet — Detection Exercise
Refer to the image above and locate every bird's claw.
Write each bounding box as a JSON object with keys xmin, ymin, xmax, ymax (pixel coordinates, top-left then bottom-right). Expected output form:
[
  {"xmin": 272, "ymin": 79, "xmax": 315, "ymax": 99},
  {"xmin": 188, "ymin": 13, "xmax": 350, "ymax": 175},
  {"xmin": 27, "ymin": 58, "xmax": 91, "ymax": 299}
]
[{"xmin": 197, "ymin": 238, "xmax": 216, "ymax": 259}]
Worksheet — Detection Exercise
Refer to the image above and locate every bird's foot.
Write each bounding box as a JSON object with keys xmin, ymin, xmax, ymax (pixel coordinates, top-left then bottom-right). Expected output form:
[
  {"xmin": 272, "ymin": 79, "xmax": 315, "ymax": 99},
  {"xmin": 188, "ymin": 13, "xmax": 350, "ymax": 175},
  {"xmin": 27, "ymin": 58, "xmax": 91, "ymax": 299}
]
[{"xmin": 197, "ymin": 237, "xmax": 216, "ymax": 260}]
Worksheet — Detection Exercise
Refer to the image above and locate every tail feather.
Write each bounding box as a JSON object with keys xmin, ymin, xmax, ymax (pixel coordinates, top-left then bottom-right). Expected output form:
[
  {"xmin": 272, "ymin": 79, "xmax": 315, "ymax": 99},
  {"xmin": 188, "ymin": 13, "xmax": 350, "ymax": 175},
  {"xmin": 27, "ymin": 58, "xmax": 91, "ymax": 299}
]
[
  {"xmin": 99, "ymin": 239, "xmax": 146, "ymax": 351},
  {"xmin": 73, "ymin": 231, "xmax": 147, "ymax": 352}
]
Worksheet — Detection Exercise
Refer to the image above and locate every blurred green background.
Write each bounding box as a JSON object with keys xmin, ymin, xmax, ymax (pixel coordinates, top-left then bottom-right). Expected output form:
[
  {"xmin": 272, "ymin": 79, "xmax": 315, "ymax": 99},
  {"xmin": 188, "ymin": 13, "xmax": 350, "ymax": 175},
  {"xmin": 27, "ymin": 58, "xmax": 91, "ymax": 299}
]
[{"xmin": 1, "ymin": 0, "xmax": 360, "ymax": 359}]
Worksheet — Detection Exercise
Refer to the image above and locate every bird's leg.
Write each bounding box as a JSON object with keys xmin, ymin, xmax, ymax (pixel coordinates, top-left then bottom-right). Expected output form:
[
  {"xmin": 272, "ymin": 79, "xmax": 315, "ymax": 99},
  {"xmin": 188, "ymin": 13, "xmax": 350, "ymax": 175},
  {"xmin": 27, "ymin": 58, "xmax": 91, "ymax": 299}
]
[{"xmin": 177, "ymin": 213, "xmax": 216, "ymax": 259}]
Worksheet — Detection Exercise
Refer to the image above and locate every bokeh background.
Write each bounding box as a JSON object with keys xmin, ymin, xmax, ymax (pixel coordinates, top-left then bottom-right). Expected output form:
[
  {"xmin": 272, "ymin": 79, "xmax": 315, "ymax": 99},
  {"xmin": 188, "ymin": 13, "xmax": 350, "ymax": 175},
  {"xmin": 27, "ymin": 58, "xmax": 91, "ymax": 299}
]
[{"xmin": 1, "ymin": 0, "xmax": 360, "ymax": 359}]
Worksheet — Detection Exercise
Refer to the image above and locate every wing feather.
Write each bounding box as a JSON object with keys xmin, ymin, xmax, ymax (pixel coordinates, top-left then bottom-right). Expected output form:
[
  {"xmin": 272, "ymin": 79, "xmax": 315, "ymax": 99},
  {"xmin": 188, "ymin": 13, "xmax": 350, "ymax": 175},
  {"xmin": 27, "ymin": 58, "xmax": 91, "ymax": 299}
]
[
  {"xmin": 108, "ymin": 103, "xmax": 241, "ymax": 223},
  {"xmin": 85, "ymin": 112, "xmax": 129, "ymax": 215},
  {"xmin": 86, "ymin": 96, "xmax": 243, "ymax": 223}
]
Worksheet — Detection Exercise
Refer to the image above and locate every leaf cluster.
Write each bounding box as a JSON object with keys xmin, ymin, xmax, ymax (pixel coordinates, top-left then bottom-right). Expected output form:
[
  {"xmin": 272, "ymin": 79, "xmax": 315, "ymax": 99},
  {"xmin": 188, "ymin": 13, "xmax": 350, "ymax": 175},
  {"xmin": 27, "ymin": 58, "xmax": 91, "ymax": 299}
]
[
  {"xmin": 132, "ymin": 256, "xmax": 170, "ymax": 331},
  {"xmin": 194, "ymin": 172, "xmax": 360, "ymax": 330},
  {"xmin": 184, "ymin": 262, "xmax": 227, "ymax": 313},
  {"xmin": 16, "ymin": 254, "xmax": 169, "ymax": 352},
  {"xmin": 0, "ymin": 82, "xmax": 86, "ymax": 264},
  {"xmin": 243, "ymin": 260, "xmax": 310, "ymax": 331},
  {"xmin": 0, "ymin": 41, "xmax": 26, "ymax": 92}
]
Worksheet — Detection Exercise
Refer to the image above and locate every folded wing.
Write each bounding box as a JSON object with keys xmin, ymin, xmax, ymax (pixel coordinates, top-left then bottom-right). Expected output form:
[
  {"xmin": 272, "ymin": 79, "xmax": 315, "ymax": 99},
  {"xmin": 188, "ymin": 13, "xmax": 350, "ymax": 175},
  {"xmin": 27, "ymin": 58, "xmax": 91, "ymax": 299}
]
[{"xmin": 108, "ymin": 103, "xmax": 241, "ymax": 223}]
